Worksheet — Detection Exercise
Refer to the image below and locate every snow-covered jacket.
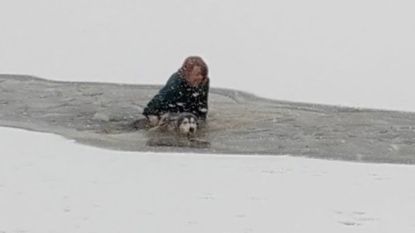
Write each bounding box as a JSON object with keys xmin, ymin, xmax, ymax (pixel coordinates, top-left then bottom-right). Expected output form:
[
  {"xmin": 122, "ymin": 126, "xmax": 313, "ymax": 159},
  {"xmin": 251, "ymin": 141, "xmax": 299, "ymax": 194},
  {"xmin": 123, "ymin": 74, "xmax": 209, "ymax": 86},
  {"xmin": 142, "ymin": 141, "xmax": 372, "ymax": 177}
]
[{"xmin": 143, "ymin": 72, "xmax": 209, "ymax": 120}]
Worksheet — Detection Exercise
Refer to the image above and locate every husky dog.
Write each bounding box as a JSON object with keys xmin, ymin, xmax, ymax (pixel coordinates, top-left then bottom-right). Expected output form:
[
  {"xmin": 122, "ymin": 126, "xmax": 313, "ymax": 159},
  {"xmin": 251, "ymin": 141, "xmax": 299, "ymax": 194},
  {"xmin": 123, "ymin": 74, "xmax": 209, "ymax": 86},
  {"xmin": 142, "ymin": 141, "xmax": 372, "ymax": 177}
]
[
  {"xmin": 145, "ymin": 112, "xmax": 210, "ymax": 148},
  {"xmin": 155, "ymin": 112, "xmax": 198, "ymax": 136}
]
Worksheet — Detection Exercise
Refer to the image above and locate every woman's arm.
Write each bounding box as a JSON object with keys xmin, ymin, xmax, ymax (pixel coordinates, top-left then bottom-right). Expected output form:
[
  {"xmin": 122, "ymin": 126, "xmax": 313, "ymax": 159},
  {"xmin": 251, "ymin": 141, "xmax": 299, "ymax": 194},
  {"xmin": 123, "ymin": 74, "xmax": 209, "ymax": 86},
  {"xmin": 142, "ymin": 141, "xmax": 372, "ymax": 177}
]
[
  {"xmin": 143, "ymin": 73, "xmax": 182, "ymax": 117},
  {"xmin": 197, "ymin": 78, "xmax": 209, "ymax": 120}
]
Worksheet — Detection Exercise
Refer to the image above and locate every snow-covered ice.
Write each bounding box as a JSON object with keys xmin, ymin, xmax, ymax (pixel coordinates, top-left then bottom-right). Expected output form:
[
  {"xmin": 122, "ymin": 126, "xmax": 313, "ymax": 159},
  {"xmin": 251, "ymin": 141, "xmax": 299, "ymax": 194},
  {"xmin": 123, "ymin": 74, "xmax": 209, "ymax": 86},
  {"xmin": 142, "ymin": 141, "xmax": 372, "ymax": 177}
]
[{"xmin": 1, "ymin": 127, "xmax": 415, "ymax": 233}]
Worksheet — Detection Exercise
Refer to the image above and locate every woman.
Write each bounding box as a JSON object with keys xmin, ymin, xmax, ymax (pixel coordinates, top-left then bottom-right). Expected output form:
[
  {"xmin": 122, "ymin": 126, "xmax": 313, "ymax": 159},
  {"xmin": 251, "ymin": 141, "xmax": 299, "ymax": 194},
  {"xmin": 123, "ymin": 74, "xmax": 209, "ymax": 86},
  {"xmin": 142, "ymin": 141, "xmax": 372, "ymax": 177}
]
[{"xmin": 143, "ymin": 56, "xmax": 210, "ymax": 126}]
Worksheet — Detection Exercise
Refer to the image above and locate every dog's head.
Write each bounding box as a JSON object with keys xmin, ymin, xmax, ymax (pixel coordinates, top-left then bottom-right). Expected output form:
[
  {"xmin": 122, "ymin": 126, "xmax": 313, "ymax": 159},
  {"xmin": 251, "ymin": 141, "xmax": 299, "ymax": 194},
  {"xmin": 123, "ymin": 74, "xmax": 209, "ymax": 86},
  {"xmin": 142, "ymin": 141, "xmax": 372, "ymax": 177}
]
[{"xmin": 176, "ymin": 113, "xmax": 198, "ymax": 136}]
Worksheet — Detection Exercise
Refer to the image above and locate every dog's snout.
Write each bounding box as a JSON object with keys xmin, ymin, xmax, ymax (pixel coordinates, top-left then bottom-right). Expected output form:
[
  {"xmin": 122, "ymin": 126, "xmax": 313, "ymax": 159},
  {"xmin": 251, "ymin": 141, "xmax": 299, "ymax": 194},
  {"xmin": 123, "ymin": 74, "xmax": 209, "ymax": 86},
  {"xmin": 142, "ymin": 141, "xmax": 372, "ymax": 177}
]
[{"xmin": 189, "ymin": 127, "xmax": 195, "ymax": 133}]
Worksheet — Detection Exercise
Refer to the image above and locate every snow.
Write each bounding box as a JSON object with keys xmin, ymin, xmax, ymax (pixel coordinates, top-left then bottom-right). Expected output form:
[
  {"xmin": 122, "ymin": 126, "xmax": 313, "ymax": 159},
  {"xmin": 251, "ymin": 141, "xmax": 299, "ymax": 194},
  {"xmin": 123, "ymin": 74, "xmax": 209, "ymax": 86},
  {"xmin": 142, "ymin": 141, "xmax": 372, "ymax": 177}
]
[
  {"xmin": 1, "ymin": 1, "xmax": 415, "ymax": 232},
  {"xmin": 1, "ymin": 127, "xmax": 415, "ymax": 233}
]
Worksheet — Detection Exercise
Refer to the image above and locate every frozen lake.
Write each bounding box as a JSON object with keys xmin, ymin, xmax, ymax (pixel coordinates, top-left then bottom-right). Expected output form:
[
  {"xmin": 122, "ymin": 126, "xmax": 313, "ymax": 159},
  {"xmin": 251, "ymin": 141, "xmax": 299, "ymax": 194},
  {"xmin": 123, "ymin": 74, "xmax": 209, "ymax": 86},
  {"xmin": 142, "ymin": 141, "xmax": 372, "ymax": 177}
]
[
  {"xmin": 1, "ymin": 1, "xmax": 415, "ymax": 232},
  {"xmin": 1, "ymin": 74, "xmax": 415, "ymax": 164}
]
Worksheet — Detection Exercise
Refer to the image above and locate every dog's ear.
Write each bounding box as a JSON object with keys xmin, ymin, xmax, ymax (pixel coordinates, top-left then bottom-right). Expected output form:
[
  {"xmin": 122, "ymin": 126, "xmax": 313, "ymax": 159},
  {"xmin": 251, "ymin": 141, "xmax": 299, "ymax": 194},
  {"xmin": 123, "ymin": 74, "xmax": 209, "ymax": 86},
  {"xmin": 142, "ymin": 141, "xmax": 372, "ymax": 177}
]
[{"xmin": 189, "ymin": 114, "xmax": 199, "ymax": 125}]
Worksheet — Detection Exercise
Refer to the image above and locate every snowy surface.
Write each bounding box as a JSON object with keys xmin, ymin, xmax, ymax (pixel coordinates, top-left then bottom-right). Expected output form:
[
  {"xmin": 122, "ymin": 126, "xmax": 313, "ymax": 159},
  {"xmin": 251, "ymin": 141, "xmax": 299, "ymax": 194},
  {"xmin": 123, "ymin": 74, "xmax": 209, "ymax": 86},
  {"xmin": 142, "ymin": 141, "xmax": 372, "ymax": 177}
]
[
  {"xmin": 1, "ymin": 126, "xmax": 415, "ymax": 233},
  {"xmin": 1, "ymin": 0, "xmax": 415, "ymax": 112},
  {"xmin": 2, "ymin": 1, "xmax": 415, "ymax": 232}
]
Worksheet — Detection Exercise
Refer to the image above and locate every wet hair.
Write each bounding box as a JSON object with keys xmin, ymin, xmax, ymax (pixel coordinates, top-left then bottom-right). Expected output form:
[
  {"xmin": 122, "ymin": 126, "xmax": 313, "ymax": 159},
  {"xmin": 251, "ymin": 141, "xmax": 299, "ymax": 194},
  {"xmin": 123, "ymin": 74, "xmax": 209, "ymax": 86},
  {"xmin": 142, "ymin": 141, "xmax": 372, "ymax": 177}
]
[{"xmin": 178, "ymin": 56, "xmax": 209, "ymax": 79}]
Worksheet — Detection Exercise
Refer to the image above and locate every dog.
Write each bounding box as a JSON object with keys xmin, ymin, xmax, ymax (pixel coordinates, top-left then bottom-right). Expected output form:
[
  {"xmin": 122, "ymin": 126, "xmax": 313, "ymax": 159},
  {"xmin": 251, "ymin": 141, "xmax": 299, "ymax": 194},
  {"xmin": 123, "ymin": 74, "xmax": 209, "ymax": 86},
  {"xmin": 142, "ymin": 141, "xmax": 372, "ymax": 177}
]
[
  {"xmin": 145, "ymin": 112, "xmax": 210, "ymax": 148},
  {"xmin": 154, "ymin": 112, "xmax": 199, "ymax": 136}
]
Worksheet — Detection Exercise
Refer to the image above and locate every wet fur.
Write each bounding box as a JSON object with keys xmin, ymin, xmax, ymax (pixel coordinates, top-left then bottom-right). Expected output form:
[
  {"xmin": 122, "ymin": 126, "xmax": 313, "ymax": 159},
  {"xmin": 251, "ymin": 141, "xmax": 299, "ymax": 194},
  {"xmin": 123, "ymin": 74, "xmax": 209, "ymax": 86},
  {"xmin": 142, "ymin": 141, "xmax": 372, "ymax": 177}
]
[
  {"xmin": 152, "ymin": 112, "xmax": 199, "ymax": 136},
  {"xmin": 145, "ymin": 112, "xmax": 210, "ymax": 148}
]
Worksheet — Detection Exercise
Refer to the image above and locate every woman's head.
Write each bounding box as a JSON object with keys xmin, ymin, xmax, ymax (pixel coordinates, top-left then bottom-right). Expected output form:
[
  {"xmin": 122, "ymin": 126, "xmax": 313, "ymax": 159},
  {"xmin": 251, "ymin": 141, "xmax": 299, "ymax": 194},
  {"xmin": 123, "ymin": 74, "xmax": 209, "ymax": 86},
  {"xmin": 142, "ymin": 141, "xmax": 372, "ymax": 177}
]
[{"xmin": 179, "ymin": 56, "xmax": 208, "ymax": 87}]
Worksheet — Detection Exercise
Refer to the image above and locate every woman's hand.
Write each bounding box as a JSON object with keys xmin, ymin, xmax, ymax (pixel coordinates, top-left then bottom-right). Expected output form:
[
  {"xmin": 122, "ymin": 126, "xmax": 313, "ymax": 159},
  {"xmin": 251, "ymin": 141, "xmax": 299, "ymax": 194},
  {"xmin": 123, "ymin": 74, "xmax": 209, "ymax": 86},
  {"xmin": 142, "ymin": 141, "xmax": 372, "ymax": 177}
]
[{"xmin": 147, "ymin": 115, "xmax": 160, "ymax": 127}]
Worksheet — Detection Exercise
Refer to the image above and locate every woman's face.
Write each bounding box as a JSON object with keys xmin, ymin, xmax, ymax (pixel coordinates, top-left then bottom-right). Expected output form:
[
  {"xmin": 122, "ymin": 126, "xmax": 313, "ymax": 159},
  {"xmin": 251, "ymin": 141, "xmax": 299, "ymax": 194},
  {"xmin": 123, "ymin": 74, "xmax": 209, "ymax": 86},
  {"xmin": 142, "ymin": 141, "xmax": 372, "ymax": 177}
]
[{"xmin": 186, "ymin": 66, "xmax": 204, "ymax": 87}]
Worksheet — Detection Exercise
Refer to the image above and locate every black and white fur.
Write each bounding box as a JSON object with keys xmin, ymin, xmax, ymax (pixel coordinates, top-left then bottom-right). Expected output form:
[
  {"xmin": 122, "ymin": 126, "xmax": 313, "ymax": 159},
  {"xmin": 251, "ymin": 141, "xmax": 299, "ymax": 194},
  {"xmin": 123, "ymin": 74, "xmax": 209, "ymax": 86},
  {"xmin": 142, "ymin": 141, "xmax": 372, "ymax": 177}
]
[{"xmin": 155, "ymin": 112, "xmax": 198, "ymax": 136}]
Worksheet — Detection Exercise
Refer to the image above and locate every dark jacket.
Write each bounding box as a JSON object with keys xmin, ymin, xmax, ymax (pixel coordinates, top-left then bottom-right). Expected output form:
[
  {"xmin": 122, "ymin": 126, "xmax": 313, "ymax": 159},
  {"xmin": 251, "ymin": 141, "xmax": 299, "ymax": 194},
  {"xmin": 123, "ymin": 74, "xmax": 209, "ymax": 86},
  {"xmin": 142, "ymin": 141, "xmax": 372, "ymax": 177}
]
[{"xmin": 143, "ymin": 72, "xmax": 209, "ymax": 120}]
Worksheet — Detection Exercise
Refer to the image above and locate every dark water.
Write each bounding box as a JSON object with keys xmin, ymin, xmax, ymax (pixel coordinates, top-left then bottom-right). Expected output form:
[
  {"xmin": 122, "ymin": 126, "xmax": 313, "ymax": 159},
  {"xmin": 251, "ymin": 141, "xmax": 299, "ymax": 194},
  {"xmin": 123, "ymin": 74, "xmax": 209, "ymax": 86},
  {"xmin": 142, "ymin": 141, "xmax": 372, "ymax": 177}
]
[{"xmin": 1, "ymin": 74, "xmax": 415, "ymax": 164}]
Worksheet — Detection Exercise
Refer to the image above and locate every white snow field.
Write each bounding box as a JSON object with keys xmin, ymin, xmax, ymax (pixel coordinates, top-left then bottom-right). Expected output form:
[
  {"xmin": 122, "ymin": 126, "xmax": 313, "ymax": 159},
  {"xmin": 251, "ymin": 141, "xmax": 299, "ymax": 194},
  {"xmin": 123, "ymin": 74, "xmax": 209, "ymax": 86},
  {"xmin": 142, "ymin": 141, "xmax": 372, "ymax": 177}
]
[{"xmin": 1, "ymin": 126, "xmax": 415, "ymax": 233}]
